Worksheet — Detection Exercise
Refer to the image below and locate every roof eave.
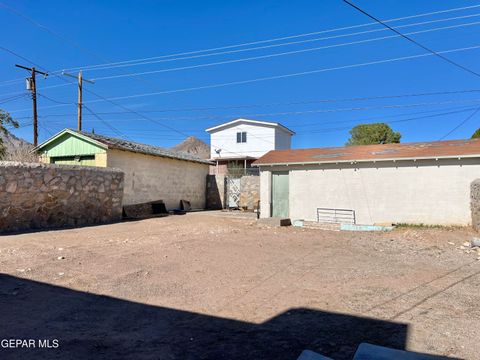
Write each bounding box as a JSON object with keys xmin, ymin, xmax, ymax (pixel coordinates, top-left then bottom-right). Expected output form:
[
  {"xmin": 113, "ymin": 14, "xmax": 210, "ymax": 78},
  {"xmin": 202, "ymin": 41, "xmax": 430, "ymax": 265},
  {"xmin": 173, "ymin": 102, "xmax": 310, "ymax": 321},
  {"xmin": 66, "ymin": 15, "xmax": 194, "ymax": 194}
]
[
  {"xmin": 206, "ymin": 118, "xmax": 294, "ymax": 135},
  {"xmin": 33, "ymin": 128, "xmax": 109, "ymax": 153},
  {"xmin": 253, "ymin": 154, "xmax": 480, "ymax": 167}
]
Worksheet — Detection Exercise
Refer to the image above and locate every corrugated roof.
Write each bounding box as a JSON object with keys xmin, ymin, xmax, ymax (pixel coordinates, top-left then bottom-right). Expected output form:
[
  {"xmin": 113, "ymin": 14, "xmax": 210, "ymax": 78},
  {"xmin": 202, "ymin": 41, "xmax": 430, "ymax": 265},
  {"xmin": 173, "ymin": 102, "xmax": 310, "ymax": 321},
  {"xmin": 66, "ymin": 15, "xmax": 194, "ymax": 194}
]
[
  {"xmin": 77, "ymin": 131, "xmax": 213, "ymax": 164},
  {"xmin": 253, "ymin": 139, "xmax": 480, "ymax": 166},
  {"xmin": 35, "ymin": 129, "xmax": 212, "ymax": 165}
]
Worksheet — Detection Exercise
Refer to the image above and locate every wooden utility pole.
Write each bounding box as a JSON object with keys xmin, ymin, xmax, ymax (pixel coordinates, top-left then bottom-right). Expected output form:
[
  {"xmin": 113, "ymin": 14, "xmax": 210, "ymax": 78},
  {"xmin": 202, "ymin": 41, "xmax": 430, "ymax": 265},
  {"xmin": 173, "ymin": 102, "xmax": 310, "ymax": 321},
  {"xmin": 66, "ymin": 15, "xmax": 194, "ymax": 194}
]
[
  {"xmin": 15, "ymin": 64, "xmax": 48, "ymax": 146},
  {"xmin": 77, "ymin": 71, "xmax": 82, "ymax": 131},
  {"xmin": 63, "ymin": 71, "xmax": 94, "ymax": 132}
]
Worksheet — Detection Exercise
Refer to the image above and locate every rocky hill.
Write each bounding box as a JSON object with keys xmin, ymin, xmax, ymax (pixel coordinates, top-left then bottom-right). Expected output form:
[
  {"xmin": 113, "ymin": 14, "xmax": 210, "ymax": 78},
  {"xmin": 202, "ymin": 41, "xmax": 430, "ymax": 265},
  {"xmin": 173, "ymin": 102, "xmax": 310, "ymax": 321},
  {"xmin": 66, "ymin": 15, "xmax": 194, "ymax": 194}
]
[
  {"xmin": 0, "ymin": 131, "xmax": 36, "ymax": 161},
  {"xmin": 172, "ymin": 136, "xmax": 210, "ymax": 159}
]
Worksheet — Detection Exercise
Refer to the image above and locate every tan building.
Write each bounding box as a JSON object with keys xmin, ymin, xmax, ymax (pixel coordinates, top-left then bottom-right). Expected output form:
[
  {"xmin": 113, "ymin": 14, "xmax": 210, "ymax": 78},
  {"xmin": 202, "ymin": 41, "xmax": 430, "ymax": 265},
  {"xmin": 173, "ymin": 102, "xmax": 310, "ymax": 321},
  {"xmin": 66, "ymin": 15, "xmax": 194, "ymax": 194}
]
[
  {"xmin": 254, "ymin": 139, "xmax": 480, "ymax": 226},
  {"xmin": 35, "ymin": 129, "xmax": 212, "ymax": 209}
]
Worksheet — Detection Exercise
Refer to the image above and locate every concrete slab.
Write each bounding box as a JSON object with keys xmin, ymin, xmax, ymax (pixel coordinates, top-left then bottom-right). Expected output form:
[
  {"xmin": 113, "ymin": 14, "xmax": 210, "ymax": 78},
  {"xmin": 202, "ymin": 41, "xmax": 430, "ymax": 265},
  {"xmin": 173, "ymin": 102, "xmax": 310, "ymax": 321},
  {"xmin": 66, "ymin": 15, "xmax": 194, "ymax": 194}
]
[{"xmin": 257, "ymin": 217, "xmax": 291, "ymax": 227}]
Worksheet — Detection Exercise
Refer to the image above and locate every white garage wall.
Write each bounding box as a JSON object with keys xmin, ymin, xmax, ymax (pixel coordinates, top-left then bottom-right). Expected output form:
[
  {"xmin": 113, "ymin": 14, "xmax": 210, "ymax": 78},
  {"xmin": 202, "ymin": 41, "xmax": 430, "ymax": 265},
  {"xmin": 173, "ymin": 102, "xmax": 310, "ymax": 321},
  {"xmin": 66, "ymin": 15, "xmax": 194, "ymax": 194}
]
[
  {"xmin": 107, "ymin": 149, "xmax": 209, "ymax": 208},
  {"xmin": 260, "ymin": 158, "xmax": 480, "ymax": 225}
]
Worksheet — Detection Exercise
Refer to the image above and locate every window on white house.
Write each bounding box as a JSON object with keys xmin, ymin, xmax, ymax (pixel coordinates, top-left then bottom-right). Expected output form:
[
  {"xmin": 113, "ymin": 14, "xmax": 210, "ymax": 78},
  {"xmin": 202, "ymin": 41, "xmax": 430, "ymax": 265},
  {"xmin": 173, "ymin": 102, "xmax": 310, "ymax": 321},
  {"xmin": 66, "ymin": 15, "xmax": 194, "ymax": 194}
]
[{"xmin": 236, "ymin": 132, "xmax": 247, "ymax": 143}]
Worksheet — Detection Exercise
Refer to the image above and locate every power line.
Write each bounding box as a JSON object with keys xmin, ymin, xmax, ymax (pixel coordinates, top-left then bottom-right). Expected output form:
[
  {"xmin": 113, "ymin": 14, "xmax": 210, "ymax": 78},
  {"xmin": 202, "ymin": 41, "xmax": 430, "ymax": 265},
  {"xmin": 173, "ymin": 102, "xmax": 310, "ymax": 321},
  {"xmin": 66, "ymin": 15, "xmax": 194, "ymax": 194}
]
[
  {"xmin": 83, "ymin": 105, "xmax": 129, "ymax": 139},
  {"xmin": 439, "ymin": 107, "xmax": 480, "ymax": 140},
  {"xmin": 89, "ymin": 20, "xmax": 480, "ymax": 82},
  {"xmin": 3, "ymin": 10, "xmax": 478, "ymax": 94},
  {"xmin": 35, "ymin": 98, "xmax": 480, "ymax": 125},
  {"xmin": 342, "ymin": 0, "xmax": 480, "ymax": 79},
  {"xmin": 0, "ymin": 16, "xmax": 476, "ymax": 97},
  {"xmin": 27, "ymin": 44, "xmax": 480, "ymax": 109},
  {"xmin": 1, "ymin": 3, "xmax": 478, "ymax": 87},
  {"xmin": 65, "ymin": 107, "xmax": 476, "ymax": 140},
  {"xmin": 0, "ymin": 93, "xmax": 27, "ymax": 104},
  {"xmin": 57, "ymin": 4, "xmax": 480, "ymax": 73},
  {"xmin": 38, "ymin": 93, "xmax": 75, "ymax": 105},
  {"xmin": 22, "ymin": 89, "xmax": 480, "ymax": 117},
  {"xmin": 76, "ymin": 14, "xmax": 480, "ymax": 75}
]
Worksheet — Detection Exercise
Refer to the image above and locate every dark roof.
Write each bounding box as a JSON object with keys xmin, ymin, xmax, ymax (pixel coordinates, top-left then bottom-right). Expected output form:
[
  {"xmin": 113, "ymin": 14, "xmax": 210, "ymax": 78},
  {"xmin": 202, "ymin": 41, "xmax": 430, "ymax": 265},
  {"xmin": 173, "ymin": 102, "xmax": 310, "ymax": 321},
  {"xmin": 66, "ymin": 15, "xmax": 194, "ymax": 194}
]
[
  {"xmin": 77, "ymin": 131, "xmax": 213, "ymax": 165},
  {"xmin": 254, "ymin": 139, "xmax": 480, "ymax": 166}
]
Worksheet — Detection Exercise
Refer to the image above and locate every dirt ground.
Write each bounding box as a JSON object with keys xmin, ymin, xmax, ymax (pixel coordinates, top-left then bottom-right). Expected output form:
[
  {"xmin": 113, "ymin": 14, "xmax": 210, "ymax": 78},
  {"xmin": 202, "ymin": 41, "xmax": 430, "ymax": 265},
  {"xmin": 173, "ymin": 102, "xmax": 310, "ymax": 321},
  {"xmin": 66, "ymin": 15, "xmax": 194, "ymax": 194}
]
[{"xmin": 0, "ymin": 211, "xmax": 479, "ymax": 360}]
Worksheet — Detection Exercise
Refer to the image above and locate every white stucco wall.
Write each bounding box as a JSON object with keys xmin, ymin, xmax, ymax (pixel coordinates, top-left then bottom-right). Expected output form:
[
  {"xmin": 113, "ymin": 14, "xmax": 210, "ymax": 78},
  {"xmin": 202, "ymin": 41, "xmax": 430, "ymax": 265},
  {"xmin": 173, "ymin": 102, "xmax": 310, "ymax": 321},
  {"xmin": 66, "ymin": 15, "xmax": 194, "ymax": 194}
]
[
  {"xmin": 260, "ymin": 169, "xmax": 272, "ymax": 218},
  {"xmin": 107, "ymin": 149, "xmax": 209, "ymax": 209},
  {"xmin": 259, "ymin": 158, "xmax": 480, "ymax": 225}
]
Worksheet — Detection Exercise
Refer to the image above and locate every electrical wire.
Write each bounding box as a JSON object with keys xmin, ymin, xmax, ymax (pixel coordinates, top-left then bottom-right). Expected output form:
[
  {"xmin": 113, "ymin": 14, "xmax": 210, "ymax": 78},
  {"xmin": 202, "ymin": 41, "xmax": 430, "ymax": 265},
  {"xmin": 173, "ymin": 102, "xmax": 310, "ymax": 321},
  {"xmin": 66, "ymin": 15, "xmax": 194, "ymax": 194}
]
[
  {"xmin": 342, "ymin": 0, "xmax": 480, "ymax": 79},
  {"xmin": 83, "ymin": 104, "xmax": 129, "ymax": 139},
  {"xmin": 9, "ymin": 43, "xmax": 480, "ymax": 115},
  {"xmin": 1, "ymin": 3, "xmax": 479, "ymax": 86},
  {"xmin": 21, "ymin": 88, "xmax": 480, "ymax": 118},
  {"xmin": 438, "ymin": 107, "xmax": 480, "ymax": 140},
  {"xmin": 58, "ymin": 4, "xmax": 480, "ymax": 73},
  {"xmin": 90, "ymin": 20, "xmax": 480, "ymax": 82}
]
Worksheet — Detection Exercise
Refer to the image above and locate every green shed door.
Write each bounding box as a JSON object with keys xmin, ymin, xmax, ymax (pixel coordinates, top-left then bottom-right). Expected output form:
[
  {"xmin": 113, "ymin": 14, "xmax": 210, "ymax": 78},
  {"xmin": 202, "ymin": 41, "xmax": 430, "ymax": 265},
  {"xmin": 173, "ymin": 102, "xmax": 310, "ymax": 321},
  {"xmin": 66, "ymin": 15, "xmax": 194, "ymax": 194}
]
[{"xmin": 272, "ymin": 171, "xmax": 289, "ymax": 218}]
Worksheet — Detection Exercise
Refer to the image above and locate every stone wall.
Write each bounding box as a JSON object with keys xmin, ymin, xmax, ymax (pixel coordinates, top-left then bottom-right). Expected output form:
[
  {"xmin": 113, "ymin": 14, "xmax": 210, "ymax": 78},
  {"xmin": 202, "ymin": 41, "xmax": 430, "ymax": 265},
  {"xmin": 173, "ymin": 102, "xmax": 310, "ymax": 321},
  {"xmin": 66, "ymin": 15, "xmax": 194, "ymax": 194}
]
[
  {"xmin": 239, "ymin": 175, "xmax": 260, "ymax": 210},
  {"xmin": 0, "ymin": 162, "xmax": 124, "ymax": 233},
  {"xmin": 206, "ymin": 174, "xmax": 259, "ymax": 210},
  {"xmin": 471, "ymin": 179, "xmax": 480, "ymax": 230}
]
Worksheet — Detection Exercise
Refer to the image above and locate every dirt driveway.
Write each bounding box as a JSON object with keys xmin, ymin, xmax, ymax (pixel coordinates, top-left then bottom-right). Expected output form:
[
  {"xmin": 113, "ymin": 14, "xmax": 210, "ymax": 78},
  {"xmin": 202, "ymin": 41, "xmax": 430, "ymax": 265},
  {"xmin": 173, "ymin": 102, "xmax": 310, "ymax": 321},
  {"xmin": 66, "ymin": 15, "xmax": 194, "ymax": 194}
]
[{"xmin": 0, "ymin": 211, "xmax": 479, "ymax": 359}]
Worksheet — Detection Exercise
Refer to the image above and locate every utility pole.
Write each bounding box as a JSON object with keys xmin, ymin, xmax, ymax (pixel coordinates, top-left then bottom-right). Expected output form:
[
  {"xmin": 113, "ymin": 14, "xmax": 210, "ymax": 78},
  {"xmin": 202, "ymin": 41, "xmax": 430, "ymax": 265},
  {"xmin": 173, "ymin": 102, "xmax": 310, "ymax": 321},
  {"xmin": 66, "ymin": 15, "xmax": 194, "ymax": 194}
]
[
  {"xmin": 63, "ymin": 71, "xmax": 94, "ymax": 131},
  {"xmin": 15, "ymin": 64, "xmax": 48, "ymax": 146}
]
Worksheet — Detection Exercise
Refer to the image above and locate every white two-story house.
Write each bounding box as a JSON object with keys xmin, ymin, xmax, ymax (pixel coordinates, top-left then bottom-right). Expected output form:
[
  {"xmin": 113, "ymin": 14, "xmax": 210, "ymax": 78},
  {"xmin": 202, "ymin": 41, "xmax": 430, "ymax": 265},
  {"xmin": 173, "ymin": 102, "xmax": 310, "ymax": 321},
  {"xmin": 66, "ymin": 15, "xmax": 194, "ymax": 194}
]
[{"xmin": 205, "ymin": 118, "xmax": 295, "ymax": 175}]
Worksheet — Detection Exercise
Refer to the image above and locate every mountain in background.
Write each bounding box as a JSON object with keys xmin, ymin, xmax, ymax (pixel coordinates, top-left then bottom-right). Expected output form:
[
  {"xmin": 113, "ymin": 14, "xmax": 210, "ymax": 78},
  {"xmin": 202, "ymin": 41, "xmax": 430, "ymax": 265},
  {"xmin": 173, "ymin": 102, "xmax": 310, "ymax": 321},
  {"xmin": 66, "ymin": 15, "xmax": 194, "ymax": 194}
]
[
  {"xmin": 1, "ymin": 131, "xmax": 30, "ymax": 150},
  {"xmin": 0, "ymin": 131, "xmax": 37, "ymax": 162},
  {"xmin": 171, "ymin": 136, "xmax": 210, "ymax": 159}
]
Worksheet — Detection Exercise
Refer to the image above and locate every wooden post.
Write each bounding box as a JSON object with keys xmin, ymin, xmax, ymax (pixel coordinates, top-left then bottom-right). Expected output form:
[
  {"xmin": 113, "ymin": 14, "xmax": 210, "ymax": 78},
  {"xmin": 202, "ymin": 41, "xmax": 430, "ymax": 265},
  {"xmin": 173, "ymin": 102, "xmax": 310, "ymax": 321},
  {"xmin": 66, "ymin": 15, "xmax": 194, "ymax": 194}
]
[
  {"xmin": 15, "ymin": 64, "xmax": 48, "ymax": 147},
  {"xmin": 31, "ymin": 67, "xmax": 38, "ymax": 146},
  {"xmin": 77, "ymin": 71, "xmax": 83, "ymax": 131}
]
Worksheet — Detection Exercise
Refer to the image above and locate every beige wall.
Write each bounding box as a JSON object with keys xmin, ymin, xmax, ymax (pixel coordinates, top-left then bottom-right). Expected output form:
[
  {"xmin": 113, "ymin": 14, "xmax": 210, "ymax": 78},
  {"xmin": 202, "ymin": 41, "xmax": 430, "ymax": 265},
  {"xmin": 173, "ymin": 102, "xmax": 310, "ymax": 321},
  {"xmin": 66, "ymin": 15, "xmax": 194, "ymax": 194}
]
[
  {"xmin": 260, "ymin": 158, "xmax": 480, "ymax": 225},
  {"xmin": 107, "ymin": 149, "xmax": 209, "ymax": 209}
]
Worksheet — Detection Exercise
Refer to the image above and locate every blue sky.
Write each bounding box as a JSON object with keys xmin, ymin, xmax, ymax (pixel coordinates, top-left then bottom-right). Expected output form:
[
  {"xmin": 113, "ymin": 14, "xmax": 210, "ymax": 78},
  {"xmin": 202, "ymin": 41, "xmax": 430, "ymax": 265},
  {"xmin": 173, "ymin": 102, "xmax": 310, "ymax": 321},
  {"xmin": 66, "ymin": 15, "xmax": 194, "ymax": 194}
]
[{"xmin": 1, "ymin": 0, "xmax": 480, "ymax": 149}]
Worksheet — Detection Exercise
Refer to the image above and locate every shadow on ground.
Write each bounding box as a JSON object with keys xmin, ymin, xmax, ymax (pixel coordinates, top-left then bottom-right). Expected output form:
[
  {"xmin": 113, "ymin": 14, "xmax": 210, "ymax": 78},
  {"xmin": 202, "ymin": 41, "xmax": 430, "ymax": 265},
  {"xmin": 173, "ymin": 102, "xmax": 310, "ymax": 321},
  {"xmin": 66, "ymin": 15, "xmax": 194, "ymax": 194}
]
[{"xmin": 0, "ymin": 274, "xmax": 430, "ymax": 359}]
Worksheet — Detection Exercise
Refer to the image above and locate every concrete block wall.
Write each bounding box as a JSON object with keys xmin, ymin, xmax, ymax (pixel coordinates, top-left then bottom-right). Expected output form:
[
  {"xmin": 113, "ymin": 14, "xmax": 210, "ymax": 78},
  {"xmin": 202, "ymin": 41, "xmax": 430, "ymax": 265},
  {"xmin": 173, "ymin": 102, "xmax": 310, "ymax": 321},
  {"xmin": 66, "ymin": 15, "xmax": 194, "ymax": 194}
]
[
  {"xmin": 107, "ymin": 149, "xmax": 209, "ymax": 209},
  {"xmin": 0, "ymin": 161, "xmax": 124, "ymax": 233}
]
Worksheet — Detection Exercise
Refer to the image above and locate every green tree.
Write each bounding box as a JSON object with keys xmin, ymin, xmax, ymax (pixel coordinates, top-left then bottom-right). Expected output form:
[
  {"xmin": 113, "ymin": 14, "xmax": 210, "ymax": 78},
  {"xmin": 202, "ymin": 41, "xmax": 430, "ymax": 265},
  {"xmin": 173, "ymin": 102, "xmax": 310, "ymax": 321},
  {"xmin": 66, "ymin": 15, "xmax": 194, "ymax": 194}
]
[
  {"xmin": 0, "ymin": 109, "xmax": 19, "ymax": 159},
  {"xmin": 471, "ymin": 128, "xmax": 480, "ymax": 139},
  {"xmin": 346, "ymin": 123, "xmax": 401, "ymax": 146}
]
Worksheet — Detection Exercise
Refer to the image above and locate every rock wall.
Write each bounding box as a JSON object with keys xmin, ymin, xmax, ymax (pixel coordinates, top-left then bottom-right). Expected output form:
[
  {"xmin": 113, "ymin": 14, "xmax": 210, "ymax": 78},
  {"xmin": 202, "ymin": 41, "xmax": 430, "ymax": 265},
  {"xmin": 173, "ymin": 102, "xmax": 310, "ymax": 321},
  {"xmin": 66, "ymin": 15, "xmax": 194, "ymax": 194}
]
[
  {"xmin": 239, "ymin": 175, "xmax": 260, "ymax": 210},
  {"xmin": 206, "ymin": 174, "xmax": 259, "ymax": 210},
  {"xmin": 471, "ymin": 179, "xmax": 480, "ymax": 230},
  {"xmin": 0, "ymin": 162, "xmax": 124, "ymax": 233}
]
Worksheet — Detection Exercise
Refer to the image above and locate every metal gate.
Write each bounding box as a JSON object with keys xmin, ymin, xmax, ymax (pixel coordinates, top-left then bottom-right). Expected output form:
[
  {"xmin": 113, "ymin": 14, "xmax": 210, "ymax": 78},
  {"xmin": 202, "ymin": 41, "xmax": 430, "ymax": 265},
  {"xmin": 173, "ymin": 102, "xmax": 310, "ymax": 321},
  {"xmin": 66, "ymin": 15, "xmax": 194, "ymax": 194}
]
[{"xmin": 226, "ymin": 177, "xmax": 241, "ymax": 208}]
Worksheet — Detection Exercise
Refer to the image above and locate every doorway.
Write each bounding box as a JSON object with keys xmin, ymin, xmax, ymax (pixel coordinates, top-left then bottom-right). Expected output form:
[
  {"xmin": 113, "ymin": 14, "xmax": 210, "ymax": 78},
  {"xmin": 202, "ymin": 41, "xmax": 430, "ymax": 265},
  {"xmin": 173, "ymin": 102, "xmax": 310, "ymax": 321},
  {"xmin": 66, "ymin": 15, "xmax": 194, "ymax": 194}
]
[{"xmin": 272, "ymin": 171, "xmax": 289, "ymax": 217}]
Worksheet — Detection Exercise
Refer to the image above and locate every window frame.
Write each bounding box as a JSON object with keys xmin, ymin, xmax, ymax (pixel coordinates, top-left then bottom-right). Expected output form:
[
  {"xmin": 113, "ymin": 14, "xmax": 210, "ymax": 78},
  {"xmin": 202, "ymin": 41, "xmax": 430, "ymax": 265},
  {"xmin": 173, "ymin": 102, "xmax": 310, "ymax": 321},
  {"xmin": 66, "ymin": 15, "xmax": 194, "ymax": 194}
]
[{"xmin": 236, "ymin": 131, "xmax": 247, "ymax": 143}]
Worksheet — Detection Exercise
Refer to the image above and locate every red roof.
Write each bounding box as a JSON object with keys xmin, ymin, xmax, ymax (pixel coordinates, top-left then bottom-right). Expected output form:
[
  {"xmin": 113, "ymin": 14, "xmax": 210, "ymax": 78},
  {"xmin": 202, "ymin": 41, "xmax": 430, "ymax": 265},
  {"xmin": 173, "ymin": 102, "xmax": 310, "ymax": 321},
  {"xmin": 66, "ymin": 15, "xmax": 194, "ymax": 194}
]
[{"xmin": 253, "ymin": 139, "xmax": 480, "ymax": 166}]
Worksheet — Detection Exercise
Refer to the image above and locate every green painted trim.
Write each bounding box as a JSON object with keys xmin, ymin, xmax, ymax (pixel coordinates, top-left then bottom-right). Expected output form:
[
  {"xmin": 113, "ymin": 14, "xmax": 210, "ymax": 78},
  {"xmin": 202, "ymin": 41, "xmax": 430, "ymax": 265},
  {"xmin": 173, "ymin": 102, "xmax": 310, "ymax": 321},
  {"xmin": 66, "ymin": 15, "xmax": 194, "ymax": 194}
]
[
  {"xmin": 35, "ymin": 128, "xmax": 108, "ymax": 152},
  {"xmin": 35, "ymin": 129, "xmax": 107, "ymax": 157}
]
